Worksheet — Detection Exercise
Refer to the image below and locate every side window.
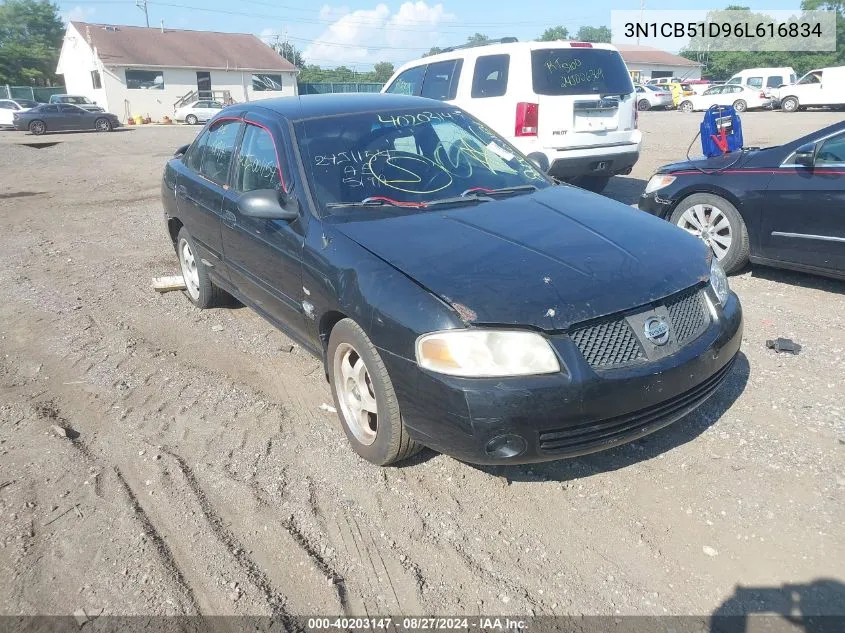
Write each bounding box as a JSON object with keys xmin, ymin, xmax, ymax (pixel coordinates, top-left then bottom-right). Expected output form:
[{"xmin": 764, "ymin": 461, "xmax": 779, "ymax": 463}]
[
  {"xmin": 766, "ymin": 76, "xmax": 783, "ymax": 88},
  {"xmin": 471, "ymin": 54, "xmax": 510, "ymax": 98},
  {"xmin": 746, "ymin": 76, "xmax": 763, "ymax": 89},
  {"xmin": 385, "ymin": 66, "xmax": 427, "ymax": 96},
  {"xmin": 40, "ymin": 105, "xmax": 59, "ymax": 113},
  {"xmin": 726, "ymin": 77, "xmax": 741, "ymax": 85},
  {"xmin": 198, "ymin": 119, "xmax": 241, "ymax": 184},
  {"xmin": 816, "ymin": 133, "xmax": 845, "ymax": 166},
  {"xmin": 194, "ymin": 101, "xmax": 208, "ymax": 109},
  {"xmin": 59, "ymin": 104, "xmax": 81, "ymax": 113},
  {"xmin": 234, "ymin": 124, "xmax": 284, "ymax": 192},
  {"xmin": 420, "ymin": 60, "xmax": 463, "ymax": 101},
  {"xmin": 798, "ymin": 72, "xmax": 821, "ymax": 85},
  {"xmin": 0, "ymin": 102, "xmax": 15, "ymax": 109}
]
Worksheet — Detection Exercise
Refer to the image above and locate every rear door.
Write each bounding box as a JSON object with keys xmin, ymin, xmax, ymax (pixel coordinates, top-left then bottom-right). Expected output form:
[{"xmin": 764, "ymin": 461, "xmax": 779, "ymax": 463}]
[
  {"xmin": 530, "ymin": 46, "xmax": 635, "ymax": 151},
  {"xmin": 173, "ymin": 117, "xmax": 242, "ymax": 274},
  {"xmin": 759, "ymin": 130, "xmax": 845, "ymax": 272},
  {"xmin": 419, "ymin": 59, "xmax": 462, "ymax": 102}
]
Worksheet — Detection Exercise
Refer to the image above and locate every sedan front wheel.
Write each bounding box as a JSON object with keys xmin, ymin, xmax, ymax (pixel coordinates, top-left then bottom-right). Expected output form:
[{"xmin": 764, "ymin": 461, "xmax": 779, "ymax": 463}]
[
  {"xmin": 670, "ymin": 193, "xmax": 749, "ymax": 274},
  {"xmin": 328, "ymin": 318, "xmax": 421, "ymax": 466}
]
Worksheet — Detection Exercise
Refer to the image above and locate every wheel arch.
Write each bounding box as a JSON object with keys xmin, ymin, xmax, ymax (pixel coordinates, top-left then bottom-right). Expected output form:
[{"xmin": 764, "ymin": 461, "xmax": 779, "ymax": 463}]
[{"xmin": 166, "ymin": 217, "xmax": 184, "ymax": 245}]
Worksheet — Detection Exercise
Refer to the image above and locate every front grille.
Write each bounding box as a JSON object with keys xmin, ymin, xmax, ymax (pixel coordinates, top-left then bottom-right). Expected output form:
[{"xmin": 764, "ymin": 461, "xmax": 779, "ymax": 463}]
[
  {"xmin": 538, "ymin": 356, "xmax": 736, "ymax": 454},
  {"xmin": 666, "ymin": 286, "xmax": 709, "ymax": 344},
  {"xmin": 569, "ymin": 319, "xmax": 644, "ymax": 368}
]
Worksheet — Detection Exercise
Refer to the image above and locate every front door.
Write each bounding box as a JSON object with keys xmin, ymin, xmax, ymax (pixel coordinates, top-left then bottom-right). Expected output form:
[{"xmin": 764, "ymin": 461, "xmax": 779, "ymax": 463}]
[
  {"xmin": 220, "ymin": 115, "xmax": 308, "ymax": 344},
  {"xmin": 196, "ymin": 71, "xmax": 212, "ymax": 100},
  {"xmin": 759, "ymin": 130, "xmax": 845, "ymax": 273}
]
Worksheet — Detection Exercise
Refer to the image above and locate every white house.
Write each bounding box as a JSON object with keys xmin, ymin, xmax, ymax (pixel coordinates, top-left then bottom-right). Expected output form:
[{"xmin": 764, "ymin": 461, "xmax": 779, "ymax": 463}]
[
  {"xmin": 616, "ymin": 44, "xmax": 703, "ymax": 83},
  {"xmin": 57, "ymin": 21, "xmax": 298, "ymax": 121}
]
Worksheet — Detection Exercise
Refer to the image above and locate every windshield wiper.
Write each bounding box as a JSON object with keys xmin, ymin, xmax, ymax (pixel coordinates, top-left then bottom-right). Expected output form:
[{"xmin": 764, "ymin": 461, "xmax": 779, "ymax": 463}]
[
  {"xmin": 325, "ymin": 197, "xmax": 425, "ymax": 209},
  {"xmin": 326, "ymin": 186, "xmax": 538, "ymax": 210},
  {"xmin": 474, "ymin": 185, "xmax": 538, "ymax": 197}
]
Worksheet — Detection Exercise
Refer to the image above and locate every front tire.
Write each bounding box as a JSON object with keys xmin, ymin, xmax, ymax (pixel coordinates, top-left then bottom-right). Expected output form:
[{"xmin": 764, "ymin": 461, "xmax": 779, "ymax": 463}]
[
  {"xmin": 781, "ymin": 96, "xmax": 799, "ymax": 112},
  {"xmin": 328, "ymin": 318, "xmax": 421, "ymax": 466},
  {"xmin": 637, "ymin": 99, "xmax": 651, "ymax": 111},
  {"xmin": 679, "ymin": 100, "xmax": 694, "ymax": 113},
  {"xmin": 175, "ymin": 227, "xmax": 227, "ymax": 308},
  {"xmin": 732, "ymin": 99, "xmax": 747, "ymax": 113},
  {"xmin": 185, "ymin": 114, "xmax": 198, "ymax": 125},
  {"xmin": 94, "ymin": 117, "xmax": 112, "ymax": 132},
  {"xmin": 29, "ymin": 120, "xmax": 46, "ymax": 135},
  {"xmin": 670, "ymin": 193, "xmax": 750, "ymax": 274}
]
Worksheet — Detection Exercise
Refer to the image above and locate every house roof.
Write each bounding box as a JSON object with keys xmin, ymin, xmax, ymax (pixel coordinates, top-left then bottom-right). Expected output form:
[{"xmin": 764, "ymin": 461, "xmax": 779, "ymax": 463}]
[
  {"xmin": 615, "ymin": 44, "xmax": 700, "ymax": 68},
  {"xmin": 70, "ymin": 21, "xmax": 296, "ymax": 72}
]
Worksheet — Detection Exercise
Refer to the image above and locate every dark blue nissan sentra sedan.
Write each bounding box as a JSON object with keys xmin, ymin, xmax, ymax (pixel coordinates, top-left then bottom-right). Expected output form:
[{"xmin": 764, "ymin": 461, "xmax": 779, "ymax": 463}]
[{"xmin": 161, "ymin": 94, "xmax": 742, "ymax": 466}]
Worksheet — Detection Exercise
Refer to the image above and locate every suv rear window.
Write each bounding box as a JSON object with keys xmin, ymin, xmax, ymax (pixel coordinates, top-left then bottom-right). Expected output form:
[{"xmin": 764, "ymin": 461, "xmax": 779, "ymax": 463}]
[{"xmin": 531, "ymin": 48, "xmax": 633, "ymax": 96}]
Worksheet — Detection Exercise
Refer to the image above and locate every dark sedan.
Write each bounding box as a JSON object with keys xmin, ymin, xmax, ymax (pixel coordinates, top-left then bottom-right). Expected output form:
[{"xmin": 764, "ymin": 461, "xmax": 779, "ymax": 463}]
[
  {"xmin": 14, "ymin": 103, "xmax": 120, "ymax": 135},
  {"xmin": 161, "ymin": 94, "xmax": 742, "ymax": 466},
  {"xmin": 639, "ymin": 121, "xmax": 845, "ymax": 279}
]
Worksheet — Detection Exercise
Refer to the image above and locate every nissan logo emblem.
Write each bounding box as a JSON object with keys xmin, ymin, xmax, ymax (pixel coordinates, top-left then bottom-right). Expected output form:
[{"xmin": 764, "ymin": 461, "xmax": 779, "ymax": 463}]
[{"xmin": 644, "ymin": 316, "xmax": 670, "ymax": 346}]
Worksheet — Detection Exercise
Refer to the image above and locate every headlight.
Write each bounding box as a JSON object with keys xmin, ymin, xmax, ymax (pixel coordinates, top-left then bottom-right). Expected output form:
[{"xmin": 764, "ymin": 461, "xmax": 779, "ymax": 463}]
[
  {"xmin": 644, "ymin": 174, "xmax": 676, "ymax": 194},
  {"xmin": 710, "ymin": 258, "xmax": 730, "ymax": 305},
  {"xmin": 415, "ymin": 330, "xmax": 561, "ymax": 377}
]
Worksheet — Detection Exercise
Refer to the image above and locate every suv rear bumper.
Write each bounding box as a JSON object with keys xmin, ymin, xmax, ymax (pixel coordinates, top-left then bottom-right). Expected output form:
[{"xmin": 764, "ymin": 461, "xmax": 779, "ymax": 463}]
[{"xmin": 548, "ymin": 149, "xmax": 640, "ymax": 180}]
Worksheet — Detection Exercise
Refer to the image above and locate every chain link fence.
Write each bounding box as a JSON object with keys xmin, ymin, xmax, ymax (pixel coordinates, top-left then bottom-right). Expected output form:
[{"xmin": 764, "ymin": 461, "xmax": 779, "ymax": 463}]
[
  {"xmin": 1, "ymin": 85, "xmax": 67, "ymax": 102},
  {"xmin": 298, "ymin": 82, "xmax": 383, "ymax": 95}
]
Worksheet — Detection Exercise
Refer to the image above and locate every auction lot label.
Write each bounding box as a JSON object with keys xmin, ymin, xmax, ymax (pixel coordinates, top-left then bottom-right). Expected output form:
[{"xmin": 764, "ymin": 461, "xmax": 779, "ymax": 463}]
[{"xmin": 611, "ymin": 9, "xmax": 836, "ymax": 52}]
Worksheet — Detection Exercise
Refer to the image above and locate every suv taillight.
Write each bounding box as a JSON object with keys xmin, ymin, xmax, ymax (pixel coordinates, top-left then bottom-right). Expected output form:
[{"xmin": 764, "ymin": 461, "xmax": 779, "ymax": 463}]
[
  {"xmin": 759, "ymin": 91, "xmax": 767, "ymax": 98},
  {"xmin": 515, "ymin": 102, "xmax": 539, "ymax": 137}
]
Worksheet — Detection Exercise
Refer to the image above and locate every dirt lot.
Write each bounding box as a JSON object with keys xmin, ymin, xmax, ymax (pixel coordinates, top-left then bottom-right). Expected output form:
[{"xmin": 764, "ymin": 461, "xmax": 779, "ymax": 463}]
[{"xmin": 1, "ymin": 110, "xmax": 843, "ymax": 620}]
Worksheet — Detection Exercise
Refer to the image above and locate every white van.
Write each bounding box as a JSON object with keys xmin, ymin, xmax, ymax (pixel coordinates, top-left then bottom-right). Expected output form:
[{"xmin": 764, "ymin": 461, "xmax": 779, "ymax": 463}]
[
  {"xmin": 382, "ymin": 39, "xmax": 641, "ymax": 192},
  {"xmin": 775, "ymin": 67, "xmax": 845, "ymax": 112},
  {"xmin": 726, "ymin": 67, "xmax": 796, "ymax": 95}
]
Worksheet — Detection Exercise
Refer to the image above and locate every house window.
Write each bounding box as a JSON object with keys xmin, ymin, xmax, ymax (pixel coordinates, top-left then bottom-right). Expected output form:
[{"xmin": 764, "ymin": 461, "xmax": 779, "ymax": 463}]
[
  {"xmin": 91, "ymin": 70, "xmax": 102, "ymax": 89},
  {"xmin": 125, "ymin": 69, "xmax": 164, "ymax": 90},
  {"xmin": 252, "ymin": 74, "xmax": 283, "ymax": 91}
]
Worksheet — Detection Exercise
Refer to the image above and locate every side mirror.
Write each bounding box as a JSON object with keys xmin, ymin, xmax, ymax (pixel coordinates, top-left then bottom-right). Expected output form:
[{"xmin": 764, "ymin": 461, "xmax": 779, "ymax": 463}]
[
  {"xmin": 238, "ymin": 188, "xmax": 299, "ymax": 221},
  {"xmin": 794, "ymin": 142, "xmax": 816, "ymax": 167},
  {"xmin": 175, "ymin": 144, "xmax": 190, "ymax": 157}
]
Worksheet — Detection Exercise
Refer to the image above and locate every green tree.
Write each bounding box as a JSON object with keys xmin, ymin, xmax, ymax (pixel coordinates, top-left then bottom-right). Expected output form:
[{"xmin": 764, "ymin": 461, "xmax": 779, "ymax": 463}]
[
  {"xmin": 424, "ymin": 46, "xmax": 443, "ymax": 57},
  {"xmin": 0, "ymin": 0, "xmax": 64, "ymax": 85},
  {"xmin": 466, "ymin": 32, "xmax": 489, "ymax": 46},
  {"xmin": 575, "ymin": 25, "xmax": 611, "ymax": 42},
  {"xmin": 370, "ymin": 61, "xmax": 394, "ymax": 83},
  {"xmin": 538, "ymin": 25, "xmax": 569, "ymax": 41},
  {"xmin": 274, "ymin": 41, "xmax": 304, "ymax": 69}
]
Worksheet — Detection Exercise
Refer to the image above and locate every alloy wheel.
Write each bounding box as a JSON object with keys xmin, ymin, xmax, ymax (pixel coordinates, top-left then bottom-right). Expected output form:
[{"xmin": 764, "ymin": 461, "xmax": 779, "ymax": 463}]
[
  {"xmin": 333, "ymin": 343, "xmax": 378, "ymax": 446},
  {"xmin": 178, "ymin": 238, "xmax": 200, "ymax": 300},
  {"xmin": 677, "ymin": 203, "xmax": 733, "ymax": 260}
]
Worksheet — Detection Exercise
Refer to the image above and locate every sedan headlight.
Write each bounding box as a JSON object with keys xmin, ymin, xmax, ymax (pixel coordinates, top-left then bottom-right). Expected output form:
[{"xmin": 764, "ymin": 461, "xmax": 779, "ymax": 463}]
[
  {"xmin": 644, "ymin": 174, "xmax": 676, "ymax": 194},
  {"xmin": 710, "ymin": 258, "xmax": 730, "ymax": 305},
  {"xmin": 416, "ymin": 330, "xmax": 560, "ymax": 377}
]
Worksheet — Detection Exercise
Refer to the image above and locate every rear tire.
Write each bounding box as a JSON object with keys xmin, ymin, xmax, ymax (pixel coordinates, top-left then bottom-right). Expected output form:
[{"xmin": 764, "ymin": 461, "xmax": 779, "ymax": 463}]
[
  {"xmin": 185, "ymin": 114, "xmax": 198, "ymax": 125},
  {"xmin": 328, "ymin": 318, "xmax": 422, "ymax": 466},
  {"xmin": 573, "ymin": 175, "xmax": 610, "ymax": 194},
  {"xmin": 637, "ymin": 99, "xmax": 651, "ymax": 111},
  {"xmin": 679, "ymin": 100, "xmax": 694, "ymax": 113},
  {"xmin": 29, "ymin": 120, "xmax": 46, "ymax": 135},
  {"xmin": 781, "ymin": 96, "xmax": 799, "ymax": 112},
  {"xmin": 175, "ymin": 227, "xmax": 228, "ymax": 308},
  {"xmin": 670, "ymin": 193, "xmax": 749, "ymax": 274},
  {"xmin": 732, "ymin": 99, "xmax": 747, "ymax": 112}
]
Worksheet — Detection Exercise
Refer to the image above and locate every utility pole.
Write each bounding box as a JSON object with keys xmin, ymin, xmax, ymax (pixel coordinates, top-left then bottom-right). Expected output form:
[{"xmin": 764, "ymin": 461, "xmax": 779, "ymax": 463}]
[
  {"xmin": 136, "ymin": 0, "xmax": 150, "ymax": 27},
  {"xmin": 637, "ymin": 0, "xmax": 645, "ymax": 45}
]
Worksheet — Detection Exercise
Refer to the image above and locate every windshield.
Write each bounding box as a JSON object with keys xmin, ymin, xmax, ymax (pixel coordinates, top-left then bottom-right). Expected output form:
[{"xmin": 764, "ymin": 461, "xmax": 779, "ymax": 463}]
[
  {"xmin": 531, "ymin": 48, "xmax": 633, "ymax": 96},
  {"xmin": 295, "ymin": 107, "xmax": 552, "ymax": 215}
]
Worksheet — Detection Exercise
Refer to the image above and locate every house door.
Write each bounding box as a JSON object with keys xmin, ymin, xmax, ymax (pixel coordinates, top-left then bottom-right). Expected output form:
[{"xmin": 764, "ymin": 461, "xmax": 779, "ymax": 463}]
[{"xmin": 196, "ymin": 72, "xmax": 211, "ymax": 99}]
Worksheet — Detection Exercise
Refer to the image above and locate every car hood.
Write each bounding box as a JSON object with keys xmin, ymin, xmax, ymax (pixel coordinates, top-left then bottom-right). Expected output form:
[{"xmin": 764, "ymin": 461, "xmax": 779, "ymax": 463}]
[
  {"xmin": 658, "ymin": 150, "xmax": 758, "ymax": 174},
  {"xmin": 332, "ymin": 187, "xmax": 711, "ymax": 331}
]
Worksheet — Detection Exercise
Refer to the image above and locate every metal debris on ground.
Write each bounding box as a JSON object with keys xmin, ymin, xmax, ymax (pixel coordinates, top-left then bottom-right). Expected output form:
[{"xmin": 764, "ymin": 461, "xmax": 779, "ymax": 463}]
[
  {"xmin": 319, "ymin": 403, "xmax": 337, "ymax": 413},
  {"xmin": 50, "ymin": 424, "xmax": 68, "ymax": 438},
  {"xmin": 766, "ymin": 338, "xmax": 802, "ymax": 354},
  {"xmin": 151, "ymin": 275, "xmax": 187, "ymax": 293}
]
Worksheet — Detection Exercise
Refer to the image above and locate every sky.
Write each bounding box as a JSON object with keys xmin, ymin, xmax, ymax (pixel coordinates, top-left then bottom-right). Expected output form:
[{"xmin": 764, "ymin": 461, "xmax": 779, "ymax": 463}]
[{"xmin": 57, "ymin": 0, "xmax": 809, "ymax": 70}]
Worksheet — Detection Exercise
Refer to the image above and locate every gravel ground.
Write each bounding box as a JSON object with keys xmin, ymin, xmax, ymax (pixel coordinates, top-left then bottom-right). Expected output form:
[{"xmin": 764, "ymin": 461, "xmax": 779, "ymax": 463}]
[{"xmin": 0, "ymin": 110, "xmax": 843, "ymax": 620}]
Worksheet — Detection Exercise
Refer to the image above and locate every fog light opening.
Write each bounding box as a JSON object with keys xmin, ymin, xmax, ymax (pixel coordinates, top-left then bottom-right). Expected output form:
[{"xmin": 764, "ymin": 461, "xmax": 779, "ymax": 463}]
[{"xmin": 485, "ymin": 434, "xmax": 527, "ymax": 459}]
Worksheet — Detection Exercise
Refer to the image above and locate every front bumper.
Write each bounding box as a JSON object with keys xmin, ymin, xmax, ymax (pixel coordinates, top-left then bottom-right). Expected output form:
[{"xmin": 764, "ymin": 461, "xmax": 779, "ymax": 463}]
[
  {"xmin": 638, "ymin": 190, "xmax": 676, "ymax": 219},
  {"xmin": 382, "ymin": 289, "xmax": 742, "ymax": 465}
]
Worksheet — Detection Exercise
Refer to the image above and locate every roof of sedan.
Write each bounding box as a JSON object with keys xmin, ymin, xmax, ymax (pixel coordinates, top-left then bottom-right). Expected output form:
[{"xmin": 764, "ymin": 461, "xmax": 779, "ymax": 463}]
[{"xmin": 243, "ymin": 93, "xmax": 447, "ymax": 120}]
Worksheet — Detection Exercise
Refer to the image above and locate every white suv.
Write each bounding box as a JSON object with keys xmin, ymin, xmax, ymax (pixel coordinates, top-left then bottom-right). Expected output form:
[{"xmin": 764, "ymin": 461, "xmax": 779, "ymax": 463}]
[{"xmin": 382, "ymin": 39, "xmax": 641, "ymax": 192}]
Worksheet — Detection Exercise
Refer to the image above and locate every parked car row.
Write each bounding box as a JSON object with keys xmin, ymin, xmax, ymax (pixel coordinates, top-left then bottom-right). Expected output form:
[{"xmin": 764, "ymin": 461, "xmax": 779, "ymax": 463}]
[{"xmin": 1, "ymin": 93, "xmax": 117, "ymax": 133}]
